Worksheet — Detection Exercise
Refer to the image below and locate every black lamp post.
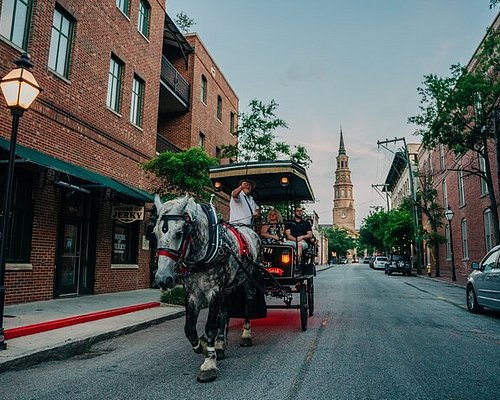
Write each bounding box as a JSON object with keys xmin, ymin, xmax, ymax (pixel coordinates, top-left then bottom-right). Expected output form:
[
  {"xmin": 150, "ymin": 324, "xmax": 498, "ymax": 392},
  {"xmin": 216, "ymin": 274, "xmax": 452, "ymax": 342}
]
[
  {"xmin": 444, "ymin": 206, "xmax": 457, "ymax": 282},
  {"xmin": 0, "ymin": 53, "xmax": 41, "ymax": 350}
]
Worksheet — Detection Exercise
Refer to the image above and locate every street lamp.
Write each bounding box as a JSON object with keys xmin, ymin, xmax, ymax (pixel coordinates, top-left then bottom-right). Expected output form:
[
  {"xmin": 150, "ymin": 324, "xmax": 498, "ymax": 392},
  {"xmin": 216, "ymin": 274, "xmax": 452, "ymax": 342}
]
[
  {"xmin": 0, "ymin": 53, "xmax": 41, "ymax": 350},
  {"xmin": 444, "ymin": 206, "xmax": 457, "ymax": 282}
]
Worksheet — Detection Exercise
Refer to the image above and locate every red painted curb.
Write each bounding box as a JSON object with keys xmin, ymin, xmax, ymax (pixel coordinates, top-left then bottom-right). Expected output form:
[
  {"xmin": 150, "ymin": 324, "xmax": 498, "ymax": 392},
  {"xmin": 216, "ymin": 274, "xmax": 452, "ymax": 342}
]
[{"xmin": 5, "ymin": 301, "xmax": 161, "ymax": 340}]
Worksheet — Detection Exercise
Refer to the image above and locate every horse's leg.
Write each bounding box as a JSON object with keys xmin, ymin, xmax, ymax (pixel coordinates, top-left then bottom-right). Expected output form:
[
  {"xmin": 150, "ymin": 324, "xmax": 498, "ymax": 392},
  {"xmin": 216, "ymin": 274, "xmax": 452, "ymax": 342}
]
[
  {"xmin": 215, "ymin": 298, "xmax": 229, "ymax": 359},
  {"xmin": 185, "ymin": 300, "xmax": 206, "ymax": 355},
  {"xmin": 197, "ymin": 293, "xmax": 223, "ymax": 383}
]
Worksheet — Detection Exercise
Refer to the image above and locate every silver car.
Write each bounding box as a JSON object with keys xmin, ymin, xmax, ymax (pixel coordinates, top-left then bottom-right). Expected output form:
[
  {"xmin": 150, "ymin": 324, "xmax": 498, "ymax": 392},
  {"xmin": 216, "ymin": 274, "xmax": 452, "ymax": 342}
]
[
  {"xmin": 373, "ymin": 256, "xmax": 388, "ymax": 270},
  {"xmin": 466, "ymin": 245, "xmax": 500, "ymax": 313}
]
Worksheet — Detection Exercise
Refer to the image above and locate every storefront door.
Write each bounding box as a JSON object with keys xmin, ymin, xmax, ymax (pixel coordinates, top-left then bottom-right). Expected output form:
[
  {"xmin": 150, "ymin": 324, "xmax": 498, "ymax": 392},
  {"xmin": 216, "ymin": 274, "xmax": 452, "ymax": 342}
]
[{"xmin": 55, "ymin": 191, "xmax": 95, "ymax": 296}]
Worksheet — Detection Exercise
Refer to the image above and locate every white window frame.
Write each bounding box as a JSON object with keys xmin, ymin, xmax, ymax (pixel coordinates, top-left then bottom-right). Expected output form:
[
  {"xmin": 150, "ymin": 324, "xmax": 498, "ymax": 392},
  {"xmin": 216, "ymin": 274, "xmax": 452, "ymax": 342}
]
[
  {"xmin": 48, "ymin": 6, "xmax": 73, "ymax": 78},
  {"xmin": 106, "ymin": 55, "xmax": 124, "ymax": 113},
  {"xmin": 0, "ymin": 0, "xmax": 32, "ymax": 49},
  {"xmin": 137, "ymin": 0, "xmax": 150, "ymax": 38},
  {"xmin": 130, "ymin": 75, "xmax": 145, "ymax": 127},
  {"xmin": 442, "ymin": 179, "xmax": 448, "ymax": 210},
  {"xmin": 200, "ymin": 75, "xmax": 207, "ymax": 104},
  {"xmin": 116, "ymin": 0, "xmax": 129, "ymax": 16},
  {"xmin": 479, "ymin": 153, "xmax": 488, "ymax": 195},
  {"xmin": 484, "ymin": 209, "xmax": 494, "ymax": 252},
  {"xmin": 458, "ymin": 168, "xmax": 465, "ymax": 207},
  {"xmin": 439, "ymin": 144, "xmax": 445, "ymax": 171},
  {"xmin": 445, "ymin": 224, "xmax": 451, "ymax": 260}
]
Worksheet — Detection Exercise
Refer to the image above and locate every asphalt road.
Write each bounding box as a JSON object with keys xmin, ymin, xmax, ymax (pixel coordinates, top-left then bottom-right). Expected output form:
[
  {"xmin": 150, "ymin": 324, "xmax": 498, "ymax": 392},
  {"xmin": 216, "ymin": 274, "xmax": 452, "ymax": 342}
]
[{"xmin": 1, "ymin": 265, "xmax": 499, "ymax": 400}]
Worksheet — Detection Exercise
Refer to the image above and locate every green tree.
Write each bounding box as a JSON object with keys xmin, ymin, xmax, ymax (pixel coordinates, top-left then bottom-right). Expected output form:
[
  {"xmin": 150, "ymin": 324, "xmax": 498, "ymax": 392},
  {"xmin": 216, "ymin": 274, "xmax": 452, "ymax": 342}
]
[
  {"xmin": 408, "ymin": 26, "xmax": 500, "ymax": 245},
  {"xmin": 142, "ymin": 147, "xmax": 218, "ymax": 200},
  {"xmin": 491, "ymin": 0, "xmax": 499, "ymax": 8},
  {"xmin": 222, "ymin": 99, "xmax": 312, "ymax": 168},
  {"xmin": 175, "ymin": 11, "xmax": 196, "ymax": 34},
  {"xmin": 358, "ymin": 210, "xmax": 388, "ymax": 253},
  {"xmin": 321, "ymin": 227, "xmax": 355, "ymax": 259},
  {"xmin": 415, "ymin": 168, "xmax": 447, "ymax": 275}
]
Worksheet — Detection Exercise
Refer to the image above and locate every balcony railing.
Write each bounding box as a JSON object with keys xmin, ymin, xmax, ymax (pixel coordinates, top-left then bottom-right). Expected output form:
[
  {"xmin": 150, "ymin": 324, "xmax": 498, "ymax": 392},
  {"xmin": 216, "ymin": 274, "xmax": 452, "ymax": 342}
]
[
  {"xmin": 156, "ymin": 133, "xmax": 181, "ymax": 154},
  {"xmin": 161, "ymin": 56, "xmax": 190, "ymax": 105}
]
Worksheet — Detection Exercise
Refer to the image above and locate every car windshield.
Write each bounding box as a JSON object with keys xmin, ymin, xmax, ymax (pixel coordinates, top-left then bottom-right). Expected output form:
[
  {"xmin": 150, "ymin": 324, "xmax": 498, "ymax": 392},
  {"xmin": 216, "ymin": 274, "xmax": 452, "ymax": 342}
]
[{"xmin": 376, "ymin": 257, "xmax": 388, "ymax": 262}]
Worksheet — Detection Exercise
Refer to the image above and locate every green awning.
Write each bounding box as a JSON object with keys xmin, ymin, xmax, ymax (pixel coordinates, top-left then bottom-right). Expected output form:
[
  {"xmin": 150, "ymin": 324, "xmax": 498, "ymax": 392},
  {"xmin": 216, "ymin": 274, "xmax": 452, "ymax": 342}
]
[{"xmin": 0, "ymin": 137, "xmax": 154, "ymax": 203}]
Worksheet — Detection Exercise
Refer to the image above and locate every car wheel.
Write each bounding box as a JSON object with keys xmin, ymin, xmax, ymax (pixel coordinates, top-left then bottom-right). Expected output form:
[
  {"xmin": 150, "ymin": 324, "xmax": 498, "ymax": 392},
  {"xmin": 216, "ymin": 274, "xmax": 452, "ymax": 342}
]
[{"xmin": 466, "ymin": 285, "xmax": 483, "ymax": 314}]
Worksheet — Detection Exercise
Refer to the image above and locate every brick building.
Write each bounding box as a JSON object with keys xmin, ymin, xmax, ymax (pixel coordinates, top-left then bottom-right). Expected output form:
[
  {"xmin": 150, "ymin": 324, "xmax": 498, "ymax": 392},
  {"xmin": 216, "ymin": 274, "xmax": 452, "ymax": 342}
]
[
  {"xmin": 418, "ymin": 12, "xmax": 500, "ymax": 281},
  {"xmin": 0, "ymin": 1, "xmax": 237, "ymax": 304}
]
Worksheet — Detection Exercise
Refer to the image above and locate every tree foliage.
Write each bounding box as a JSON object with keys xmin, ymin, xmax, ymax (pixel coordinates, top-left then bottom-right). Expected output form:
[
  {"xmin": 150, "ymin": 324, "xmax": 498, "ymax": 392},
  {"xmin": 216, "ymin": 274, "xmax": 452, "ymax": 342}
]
[
  {"xmin": 142, "ymin": 147, "xmax": 218, "ymax": 200},
  {"xmin": 321, "ymin": 227, "xmax": 355, "ymax": 258},
  {"xmin": 491, "ymin": 0, "xmax": 499, "ymax": 8},
  {"xmin": 408, "ymin": 25, "xmax": 500, "ymax": 244},
  {"xmin": 175, "ymin": 11, "xmax": 196, "ymax": 34},
  {"xmin": 222, "ymin": 99, "xmax": 312, "ymax": 168},
  {"xmin": 358, "ymin": 208, "xmax": 413, "ymax": 254}
]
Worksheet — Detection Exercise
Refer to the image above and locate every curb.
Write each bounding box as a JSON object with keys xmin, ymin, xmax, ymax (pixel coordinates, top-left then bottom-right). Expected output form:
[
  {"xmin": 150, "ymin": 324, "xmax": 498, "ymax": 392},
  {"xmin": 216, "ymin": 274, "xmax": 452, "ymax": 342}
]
[
  {"xmin": 5, "ymin": 302, "xmax": 161, "ymax": 340},
  {"xmin": 0, "ymin": 310, "xmax": 185, "ymax": 374}
]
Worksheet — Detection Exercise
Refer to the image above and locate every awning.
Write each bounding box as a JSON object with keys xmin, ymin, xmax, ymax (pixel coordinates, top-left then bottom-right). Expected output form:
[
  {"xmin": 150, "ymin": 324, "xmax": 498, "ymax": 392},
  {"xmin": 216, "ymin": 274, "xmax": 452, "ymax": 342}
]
[{"xmin": 0, "ymin": 137, "xmax": 154, "ymax": 203}]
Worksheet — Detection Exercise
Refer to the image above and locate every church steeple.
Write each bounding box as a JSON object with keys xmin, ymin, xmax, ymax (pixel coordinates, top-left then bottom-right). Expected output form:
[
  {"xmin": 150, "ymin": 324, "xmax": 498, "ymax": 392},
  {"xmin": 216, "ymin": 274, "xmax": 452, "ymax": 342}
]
[
  {"xmin": 339, "ymin": 126, "xmax": 346, "ymax": 155},
  {"xmin": 332, "ymin": 128, "xmax": 356, "ymax": 234}
]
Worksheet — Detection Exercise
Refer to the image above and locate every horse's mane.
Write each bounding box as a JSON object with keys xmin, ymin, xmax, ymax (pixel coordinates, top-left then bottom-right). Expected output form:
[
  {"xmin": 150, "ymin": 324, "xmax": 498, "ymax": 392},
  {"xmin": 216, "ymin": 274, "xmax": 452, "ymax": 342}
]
[{"xmin": 158, "ymin": 195, "xmax": 198, "ymax": 219}]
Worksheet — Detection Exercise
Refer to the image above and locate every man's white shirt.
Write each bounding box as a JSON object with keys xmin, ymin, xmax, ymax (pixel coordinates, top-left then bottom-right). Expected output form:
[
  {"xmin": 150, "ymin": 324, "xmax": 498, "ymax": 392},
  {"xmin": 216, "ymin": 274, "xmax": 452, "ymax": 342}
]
[{"xmin": 229, "ymin": 192, "xmax": 258, "ymax": 225}]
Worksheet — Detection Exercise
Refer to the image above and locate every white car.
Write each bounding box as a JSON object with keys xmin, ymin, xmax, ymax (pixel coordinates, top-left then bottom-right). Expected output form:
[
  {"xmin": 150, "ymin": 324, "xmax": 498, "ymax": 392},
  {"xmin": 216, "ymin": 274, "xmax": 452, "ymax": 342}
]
[{"xmin": 373, "ymin": 256, "xmax": 388, "ymax": 270}]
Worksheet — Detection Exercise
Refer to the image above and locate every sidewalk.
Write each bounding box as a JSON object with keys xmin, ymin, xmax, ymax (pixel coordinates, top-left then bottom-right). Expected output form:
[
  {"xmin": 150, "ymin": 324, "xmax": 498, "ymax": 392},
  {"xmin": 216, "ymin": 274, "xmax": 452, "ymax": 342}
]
[{"xmin": 0, "ymin": 289, "xmax": 184, "ymax": 373}]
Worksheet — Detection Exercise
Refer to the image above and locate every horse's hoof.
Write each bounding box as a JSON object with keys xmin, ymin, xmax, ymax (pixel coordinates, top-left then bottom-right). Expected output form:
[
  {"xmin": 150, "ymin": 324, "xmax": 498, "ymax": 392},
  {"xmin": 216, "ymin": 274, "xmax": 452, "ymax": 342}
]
[
  {"xmin": 240, "ymin": 337, "xmax": 253, "ymax": 347},
  {"xmin": 197, "ymin": 369, "xmax": 217, "ymax": 383}
]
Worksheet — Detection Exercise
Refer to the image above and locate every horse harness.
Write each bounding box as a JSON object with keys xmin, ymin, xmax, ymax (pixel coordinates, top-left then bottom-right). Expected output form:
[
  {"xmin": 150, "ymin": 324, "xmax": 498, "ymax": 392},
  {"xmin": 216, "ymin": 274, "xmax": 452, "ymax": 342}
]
[{"xmin": 155, "ymin": 202, "xmax": 250, "ymax": 274}]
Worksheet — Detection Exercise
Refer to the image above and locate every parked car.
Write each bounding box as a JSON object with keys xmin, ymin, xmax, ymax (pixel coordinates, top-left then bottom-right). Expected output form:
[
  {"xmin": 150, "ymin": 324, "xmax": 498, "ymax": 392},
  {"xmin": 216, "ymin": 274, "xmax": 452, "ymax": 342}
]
[
  {"xmin": 466, "ymin": 245, "xmax": 500, "ymax": 313},
  {"xmin": 385, "ymin": 253, "xmax": 411, "ymax": 276},
  {"xmin": 352, "ymin": 257, "xmax": 359, "ymax": 263},
  {"xmin": 363, "ymin": 258, "xmax": 371, "ymax": 264},
  {"xmin": 339, "ymin": 257, "xmax": 348, "ymax": 264},
  {"xmin": 372, "ymin": 256, "xmax": 388, "ymax": 270}
]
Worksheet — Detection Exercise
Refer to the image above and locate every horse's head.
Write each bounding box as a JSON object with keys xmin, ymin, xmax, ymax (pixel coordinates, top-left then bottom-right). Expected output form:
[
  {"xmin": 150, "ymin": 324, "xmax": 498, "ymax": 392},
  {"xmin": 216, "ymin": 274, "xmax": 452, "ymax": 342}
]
[{"xmin": 153, "ymin": 194, "xmax": 197, "ymax": 290}]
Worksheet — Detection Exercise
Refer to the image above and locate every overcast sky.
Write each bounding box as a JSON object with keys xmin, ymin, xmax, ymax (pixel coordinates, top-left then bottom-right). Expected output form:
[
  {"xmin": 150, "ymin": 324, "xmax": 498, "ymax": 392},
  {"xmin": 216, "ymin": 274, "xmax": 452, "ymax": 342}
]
[{"xmin": 168, "ymin": 0, "xmax": 498, "ymax": 227}]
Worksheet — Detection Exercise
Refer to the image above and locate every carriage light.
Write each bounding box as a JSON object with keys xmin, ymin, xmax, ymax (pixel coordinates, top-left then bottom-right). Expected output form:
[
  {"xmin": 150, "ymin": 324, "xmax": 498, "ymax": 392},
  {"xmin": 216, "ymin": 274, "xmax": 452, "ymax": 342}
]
[
  {"xmin": 214, "ymin": 181, "xmax": 222, "ymax": 191},
  {"xmin": 281, "ymin": 250, "xmax": 291, "ymax": 264},
  {"xmin": 280, "ymin": 176, "xmax": 289, "ymax": 187}
]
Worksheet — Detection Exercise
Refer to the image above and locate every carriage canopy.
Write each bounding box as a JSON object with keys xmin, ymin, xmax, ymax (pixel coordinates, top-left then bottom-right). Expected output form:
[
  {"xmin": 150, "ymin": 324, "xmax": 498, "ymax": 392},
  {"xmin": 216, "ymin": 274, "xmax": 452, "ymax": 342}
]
[{"xmin": 209, "ymin": 160, "xmax": 315, "ymax": 204}]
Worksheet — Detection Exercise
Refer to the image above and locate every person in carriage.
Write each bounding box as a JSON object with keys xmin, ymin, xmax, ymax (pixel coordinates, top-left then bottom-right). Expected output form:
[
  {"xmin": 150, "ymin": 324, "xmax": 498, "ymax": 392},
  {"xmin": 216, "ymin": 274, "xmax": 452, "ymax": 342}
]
[
  {"xmin": 260, "ymin": 208, "xmax": 286, "ymax": 244},
  {"xmin": 284, "ymin": 206, "xmax": 313, "ymax": 272},
  {"xmin": 229, "ymin": 179, "xmax": 260, "ymax": 228}
]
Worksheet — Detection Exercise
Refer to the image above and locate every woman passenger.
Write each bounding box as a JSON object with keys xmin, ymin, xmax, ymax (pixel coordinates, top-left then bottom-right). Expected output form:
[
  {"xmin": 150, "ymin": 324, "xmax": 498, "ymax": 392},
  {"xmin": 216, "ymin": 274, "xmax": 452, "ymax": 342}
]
[{"xmin": 260, "ymin": 209, "xmax": 285, "ymax": 244}]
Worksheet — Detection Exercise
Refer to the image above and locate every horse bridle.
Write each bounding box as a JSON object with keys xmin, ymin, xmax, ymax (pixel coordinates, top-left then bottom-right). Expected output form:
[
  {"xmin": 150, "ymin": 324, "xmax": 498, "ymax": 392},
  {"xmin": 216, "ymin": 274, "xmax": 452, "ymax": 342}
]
[{"xmin": 156, "ymin": 213, "xmax": 194, "ymax": 263}]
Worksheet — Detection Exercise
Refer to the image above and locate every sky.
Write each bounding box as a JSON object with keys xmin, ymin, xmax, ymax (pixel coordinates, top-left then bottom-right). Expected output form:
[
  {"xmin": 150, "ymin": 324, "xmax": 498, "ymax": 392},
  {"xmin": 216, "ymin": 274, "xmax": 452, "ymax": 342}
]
[{"xmin": 168, "ymin": 0, "xmax": 498, "ymax": 227}]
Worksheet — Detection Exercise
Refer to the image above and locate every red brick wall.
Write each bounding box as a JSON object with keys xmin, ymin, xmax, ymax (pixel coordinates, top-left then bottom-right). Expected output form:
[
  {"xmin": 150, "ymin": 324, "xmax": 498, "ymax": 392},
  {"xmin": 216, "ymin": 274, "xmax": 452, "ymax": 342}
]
[{"xmin": 0, "ymin": 0, "xmax": 167, "ymax": 303}]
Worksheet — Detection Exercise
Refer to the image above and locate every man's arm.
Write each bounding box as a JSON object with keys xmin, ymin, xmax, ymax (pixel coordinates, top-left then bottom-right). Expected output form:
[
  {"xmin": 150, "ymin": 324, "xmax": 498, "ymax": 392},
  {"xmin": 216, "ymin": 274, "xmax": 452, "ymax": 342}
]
[{"xmin": 231, "ymin": 183, "xmax": 244, "ymax": 200}]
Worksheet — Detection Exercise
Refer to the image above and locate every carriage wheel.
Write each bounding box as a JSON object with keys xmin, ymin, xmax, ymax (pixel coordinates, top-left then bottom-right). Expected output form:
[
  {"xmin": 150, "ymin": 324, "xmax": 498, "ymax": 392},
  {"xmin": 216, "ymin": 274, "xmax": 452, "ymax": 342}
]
[
  {"xmin": 299, "ymin": 283, "xmax": 308, "ymax": 331},
  {"xmin": 307, "ymin": 278, "xmax": 314, "ymax": 316}
]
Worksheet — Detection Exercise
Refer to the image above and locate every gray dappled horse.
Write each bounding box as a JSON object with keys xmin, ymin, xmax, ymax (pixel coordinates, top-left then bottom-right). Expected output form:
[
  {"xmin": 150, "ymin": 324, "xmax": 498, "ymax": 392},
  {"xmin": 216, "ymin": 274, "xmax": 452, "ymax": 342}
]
[{"xmin": 153, "ymin": 194, "xmax": 262, "ymax": 382}]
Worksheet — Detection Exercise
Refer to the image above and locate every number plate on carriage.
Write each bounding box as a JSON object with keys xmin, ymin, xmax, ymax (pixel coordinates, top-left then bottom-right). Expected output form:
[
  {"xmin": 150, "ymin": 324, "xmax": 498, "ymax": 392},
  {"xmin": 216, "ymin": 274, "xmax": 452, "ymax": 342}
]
[{"xmin": 262, "ymin": 245, "xmax": 294, "ymax": 278}]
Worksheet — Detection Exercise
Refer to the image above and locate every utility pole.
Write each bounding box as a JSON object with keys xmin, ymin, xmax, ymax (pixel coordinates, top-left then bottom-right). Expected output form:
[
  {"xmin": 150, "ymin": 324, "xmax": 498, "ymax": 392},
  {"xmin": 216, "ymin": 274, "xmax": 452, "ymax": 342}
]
[
  {"xmin": 377, "ymin": 138, "xmax": 422, "ymax": 275},
  {"xmin": 372, "ymin": 184, "xmax": 390, "ymax": 211}
]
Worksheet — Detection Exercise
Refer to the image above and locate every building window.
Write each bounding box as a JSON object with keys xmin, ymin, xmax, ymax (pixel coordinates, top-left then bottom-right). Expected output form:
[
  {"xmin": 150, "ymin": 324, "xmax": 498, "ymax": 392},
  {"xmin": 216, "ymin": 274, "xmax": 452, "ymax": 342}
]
[
  {"xmin": 230, "ymin": 112, "xmax": 236, "ymax": 135},
  {"xmin": 458, "ymin": 168, "xmax": 465, "ymax": 207},
  {"xmin": 428, "ymin": 152, "xmax": 433, "ymax": 174},
  {"xmin": 479, "ymin": 153, "xmax": 488, "ymax": 195},
  {"xmin": 0, "ymin": 0, "xmax": 32, "ymax": 49},
  {"xmin": 200, "ymin": 75, "xmax": 207, "ymax": 104},
  {"xmin": 445, "ymin": 224, "xmax": 451, "ymax": 260},
  {"xmin": 442, "ymin": 179, "xmax": 448, "ymax": 209},
  {"xmin": 106, "ymin": 55, "xmax": 124, "ymax": 113},
  {"xmin": 112, "ymin": 221, "xmax": 138, "ymax": 264},
  {"xmin": 130, "ymin": 75, "xmax": 145, "ymax": 127},
  {"xmin": 48, "ymin": 6, "xmax": 74, "ymax": 78},
  {"xmin": 484, "ymin": 209, "xmax": 494, "ymax": 252},
  {"xmin": 116, "ymin": 0, "xmax": 129, "ymax": 16},
  {"xmin": 461, "ymin": 219, "xmax": 468, "ymax": 260},
  {"xmin": 137, "ymin": 0, "xmax": 150, "ymax": 38},
  {"xmin": 199, "ymin": 132, "xmax": 205, "ymax": 149},
  {"xmin": 217, "ymin": 95, "xmax": 222, "ymax": 121},
  {"xmin": 439, "ymin": 144, "xmax": 445, "ymax": 171},
  {"xmin": 0, "ymin": 169, "xmax": 34, "ymax": 263},
  {"xmin": 215, "ymin": 146, "xmax": 221, "ymax": 159}
]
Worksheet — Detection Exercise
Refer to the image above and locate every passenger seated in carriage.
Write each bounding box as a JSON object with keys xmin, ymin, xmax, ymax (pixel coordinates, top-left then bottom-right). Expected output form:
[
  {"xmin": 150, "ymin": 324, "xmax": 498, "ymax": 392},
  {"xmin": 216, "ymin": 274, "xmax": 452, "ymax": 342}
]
[
  {"xmin": 260, "ymin": 208, "xmax": 286, "ymax": 244},
  {"xmin": 284, "ymin": 206, "xmax": 313, "ymax": 266}
]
